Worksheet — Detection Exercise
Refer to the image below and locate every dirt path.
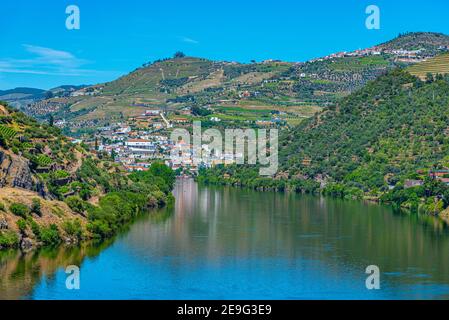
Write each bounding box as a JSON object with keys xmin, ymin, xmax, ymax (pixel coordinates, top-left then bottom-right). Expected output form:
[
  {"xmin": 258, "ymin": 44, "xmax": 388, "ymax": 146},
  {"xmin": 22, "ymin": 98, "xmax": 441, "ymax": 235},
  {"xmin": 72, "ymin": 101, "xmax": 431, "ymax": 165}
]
[{"xmin": 67, "ymin": 149, "xmax": 83, "ymax": 174}]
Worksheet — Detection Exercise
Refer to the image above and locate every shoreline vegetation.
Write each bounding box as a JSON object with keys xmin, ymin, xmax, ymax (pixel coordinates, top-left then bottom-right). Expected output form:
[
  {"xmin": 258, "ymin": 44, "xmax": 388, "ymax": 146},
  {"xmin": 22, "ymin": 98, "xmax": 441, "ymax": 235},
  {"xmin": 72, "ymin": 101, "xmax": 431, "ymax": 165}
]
[
  {"xmin": 0, "ymin": 103, "xmax": 175, "ymax": 251},
  {"xmin": 0, "ymin": 160, "xmax": 175, "ymax": 251},
  {"xmin": 197, "ymin": 166, "xmax": 449, "ymax": 221},
  {"xmin": 197, "ymin": 70, "xmax": 449, "ymax": 219}
]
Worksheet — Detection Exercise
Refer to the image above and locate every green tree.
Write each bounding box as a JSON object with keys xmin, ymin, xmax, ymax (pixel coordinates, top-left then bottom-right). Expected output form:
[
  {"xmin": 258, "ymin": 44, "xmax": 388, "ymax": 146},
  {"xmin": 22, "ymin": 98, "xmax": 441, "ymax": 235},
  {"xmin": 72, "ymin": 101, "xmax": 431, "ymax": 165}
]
[
  {"xmin": 31, "ymin": 198, "xmax": 42, "ymax": 217},
  {"xmin": 174, "ymin": 51, "xmax": 186, "ymax": 59},
  {"xmin": 10, "ymin": 203, "xmax": 30, "ymax": 218}
]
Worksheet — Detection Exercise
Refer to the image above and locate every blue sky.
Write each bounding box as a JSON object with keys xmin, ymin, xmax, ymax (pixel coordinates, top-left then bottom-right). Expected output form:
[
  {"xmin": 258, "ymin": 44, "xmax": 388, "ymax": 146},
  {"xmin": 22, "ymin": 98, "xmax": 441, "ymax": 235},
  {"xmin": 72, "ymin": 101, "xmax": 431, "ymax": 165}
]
[{"xmin": 1, "ymin": 0, "xmax": 449, "ymax": 90}]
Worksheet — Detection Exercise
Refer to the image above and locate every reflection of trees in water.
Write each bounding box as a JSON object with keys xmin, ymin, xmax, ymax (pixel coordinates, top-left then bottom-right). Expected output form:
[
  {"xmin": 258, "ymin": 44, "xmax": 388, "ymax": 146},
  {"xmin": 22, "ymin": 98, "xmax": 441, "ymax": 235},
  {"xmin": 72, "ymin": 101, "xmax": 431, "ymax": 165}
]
[
  {"xmin": 147, "ymin": 206, "xmax": 174, "ymax": 224},
  {"xmin": 0, "ymin": 238, "xmax": 114, "ymax": 300},
  {"xmin": 0, "ymin": 206, "xmax": 174, "ymax": 300},
  {"xmin": 152, "ymin": 179, "xmax": 449, "ymax": 291}
]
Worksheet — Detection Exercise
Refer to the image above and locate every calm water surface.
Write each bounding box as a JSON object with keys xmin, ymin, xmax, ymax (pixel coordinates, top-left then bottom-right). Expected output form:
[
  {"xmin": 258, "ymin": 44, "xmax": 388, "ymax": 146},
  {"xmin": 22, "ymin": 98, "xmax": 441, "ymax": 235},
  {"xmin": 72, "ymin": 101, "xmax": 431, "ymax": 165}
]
[{"xmin": 1, "ymin": 178, "xmax": 449, "ymax": 300}]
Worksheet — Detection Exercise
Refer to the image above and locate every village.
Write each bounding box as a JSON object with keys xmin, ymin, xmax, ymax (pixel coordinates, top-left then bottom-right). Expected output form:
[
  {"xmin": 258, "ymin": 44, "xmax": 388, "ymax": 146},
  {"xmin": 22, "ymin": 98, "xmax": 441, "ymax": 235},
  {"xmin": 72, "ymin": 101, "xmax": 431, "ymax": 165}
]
[
  {"xmin": 310, "ymin": 44, "xmax": 449, "ymax": 63},
  {"xmin": 78, "ymin": 108, "xmax": 241, "ymax": 176}
]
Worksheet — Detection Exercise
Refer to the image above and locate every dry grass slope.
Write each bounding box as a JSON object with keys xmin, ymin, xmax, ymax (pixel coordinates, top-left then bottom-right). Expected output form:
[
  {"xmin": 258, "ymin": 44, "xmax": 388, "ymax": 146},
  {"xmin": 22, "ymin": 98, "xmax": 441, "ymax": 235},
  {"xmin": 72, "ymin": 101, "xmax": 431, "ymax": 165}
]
[{"xmin": 408, "ymin": 54, "xmax": 449, "ymax": 79}]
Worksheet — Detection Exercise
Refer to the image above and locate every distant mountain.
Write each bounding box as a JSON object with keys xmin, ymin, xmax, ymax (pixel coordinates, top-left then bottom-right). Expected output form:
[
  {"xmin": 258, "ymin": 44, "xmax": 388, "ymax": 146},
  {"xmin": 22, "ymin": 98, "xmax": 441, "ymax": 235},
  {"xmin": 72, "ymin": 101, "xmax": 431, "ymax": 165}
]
[
  {"xmin": 49, "ymin": 85, "xmax": 89, "ymax": 95},
  {"xmin": 0, "ymin": 87, "xmax": 45, "ymax": 96},
  {"xmin": 21, "ymin": 54, "xmax": 397, "ymax": 125},
  {"xmin": 0, "ymin": 87, "xmax": 46, "ymax": 109},
  {"xmin": 0, "ymin": 85, "xmax": 89, "ymax": 110},
  {"xmin": 20, "ymin": 32, "xmax": 449, "ymax": 129}
]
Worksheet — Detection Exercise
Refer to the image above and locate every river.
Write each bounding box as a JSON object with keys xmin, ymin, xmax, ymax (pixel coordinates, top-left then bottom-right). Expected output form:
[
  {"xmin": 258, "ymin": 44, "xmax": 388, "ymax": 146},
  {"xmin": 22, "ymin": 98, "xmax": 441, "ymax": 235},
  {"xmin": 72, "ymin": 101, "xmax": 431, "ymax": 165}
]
[{"xmin": 1, "ymin": 178, "xmax": 449, "ymax": 300}]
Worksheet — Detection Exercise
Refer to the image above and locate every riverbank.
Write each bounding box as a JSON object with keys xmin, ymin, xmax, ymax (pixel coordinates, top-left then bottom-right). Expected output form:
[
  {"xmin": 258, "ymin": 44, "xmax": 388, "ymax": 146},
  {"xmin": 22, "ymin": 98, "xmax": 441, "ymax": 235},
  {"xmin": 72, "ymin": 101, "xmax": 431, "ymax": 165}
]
[
  {"xmin": 196, "ymin": 165, "xmax": 449, "ymax": 217},
  {"xmin": 0, "ymin": 162, "xmax": 176, "ymax": 252}
]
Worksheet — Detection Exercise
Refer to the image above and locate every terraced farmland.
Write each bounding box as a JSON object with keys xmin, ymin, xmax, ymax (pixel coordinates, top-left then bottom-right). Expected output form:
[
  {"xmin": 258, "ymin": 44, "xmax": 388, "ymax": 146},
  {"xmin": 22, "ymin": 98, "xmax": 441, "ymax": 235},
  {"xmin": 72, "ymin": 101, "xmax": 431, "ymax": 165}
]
[
  {"xmin": 0, "ymin": 125, "xmax": 17, "ymax": 139},
  {"xmin": 408, "ymin": 54, "xmax": 449, "ymax": 79}
]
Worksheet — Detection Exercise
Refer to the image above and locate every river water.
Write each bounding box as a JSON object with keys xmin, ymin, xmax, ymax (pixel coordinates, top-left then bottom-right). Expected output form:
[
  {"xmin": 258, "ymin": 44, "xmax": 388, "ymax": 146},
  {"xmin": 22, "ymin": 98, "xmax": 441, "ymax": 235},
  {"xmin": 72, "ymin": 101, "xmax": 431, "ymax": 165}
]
[{"xmin": 1, "ymin": 178, "xmax": 449, "ymax": 300}]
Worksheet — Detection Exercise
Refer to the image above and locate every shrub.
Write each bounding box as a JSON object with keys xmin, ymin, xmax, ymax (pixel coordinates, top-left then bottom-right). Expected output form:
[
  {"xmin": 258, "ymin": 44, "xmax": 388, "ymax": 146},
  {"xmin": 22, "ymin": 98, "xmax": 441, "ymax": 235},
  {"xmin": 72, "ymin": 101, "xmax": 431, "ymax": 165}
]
[
  {"xmin": 62, "ymin": 219, "xmax": 83, "ymax": 240},
  {"xmin": 65, "ymin": 196, "xmax": 87, "ymax": 214},
  {"xmin": 16, "ymin": 219, "xmax": 27, "ymax": 234},
  {"xmin": 30, "ymin": 219, "xmax": 41, "ymax": 237},
  {"xmin": 87, "ymin": 220, "xmax": 112, "ymax": 240},
  {"xmin": 10, "ymin": 203, "xmax": 30, "ymax": 218},
  {"xmin": 0, "ymin": 202, "xmax": 5, "ymax": 212},
  {"xmin": 39, "ymin": 224, "xmax": 60, "ymax": 246},
  {"xmin": 0, "ymin": 230, "xmax": 19, "ymax": 248},
  {"xmin": 79, "ymin": 187, "xmax": 92, "ymax": 201},
  {"xmin": 31, "ymin": 198, "xmax": 42, "ymax": 216}
]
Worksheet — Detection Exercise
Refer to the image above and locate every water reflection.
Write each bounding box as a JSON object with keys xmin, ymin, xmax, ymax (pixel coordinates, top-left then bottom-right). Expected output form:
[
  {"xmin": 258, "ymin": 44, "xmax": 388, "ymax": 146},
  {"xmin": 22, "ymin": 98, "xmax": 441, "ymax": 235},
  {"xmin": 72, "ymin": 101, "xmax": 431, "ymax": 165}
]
[
  {"xmin": 1, "ymin": 179, "xmax": 449, "ymax": 299},
  {"xmin": 0, "ymin": 241, "xmax": 114, "ymax": 300}
]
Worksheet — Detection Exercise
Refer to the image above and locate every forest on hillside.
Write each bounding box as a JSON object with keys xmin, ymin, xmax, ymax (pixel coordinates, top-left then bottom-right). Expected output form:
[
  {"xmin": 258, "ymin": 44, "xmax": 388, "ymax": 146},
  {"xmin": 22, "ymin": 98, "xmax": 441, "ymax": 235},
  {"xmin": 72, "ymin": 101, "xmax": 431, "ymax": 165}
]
[{"xmin": 198, "ymin": 70, "xmax": 449, "ymax": 215}]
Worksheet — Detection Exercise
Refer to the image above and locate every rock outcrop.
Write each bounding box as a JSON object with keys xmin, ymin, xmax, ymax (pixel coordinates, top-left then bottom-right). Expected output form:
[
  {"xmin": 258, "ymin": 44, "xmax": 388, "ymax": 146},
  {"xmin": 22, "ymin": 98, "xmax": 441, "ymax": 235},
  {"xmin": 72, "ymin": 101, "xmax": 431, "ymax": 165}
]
[
  {"xmin": 0, "ymin": 149, "xmax": 34, "ymax": 191},
  {"xmin": 0, "ymin": 149, "xmax": 54, "ymax": 199},
  {"xmin": 0, "ymin": 218, "xmax": 8, "ymax": 230},
  {"xmin": 19, "ymin": 237, "xmax": 34, "ymax": 252}
]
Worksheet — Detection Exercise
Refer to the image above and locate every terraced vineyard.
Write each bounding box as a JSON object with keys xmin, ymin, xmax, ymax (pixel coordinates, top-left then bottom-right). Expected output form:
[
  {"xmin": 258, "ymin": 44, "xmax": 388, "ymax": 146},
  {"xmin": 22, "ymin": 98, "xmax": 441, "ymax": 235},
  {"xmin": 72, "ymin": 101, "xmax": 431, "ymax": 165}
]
[
  {"xmin": 36, "ymin": 154, "xmax": 53, "ymax": 167},
  {"xmin": 0, "ymin": 125, "xmax": 17, "ymax": 139},
  {"xmin": 408, "ymin": 53, "xmax": 449, "ymax": 79}
]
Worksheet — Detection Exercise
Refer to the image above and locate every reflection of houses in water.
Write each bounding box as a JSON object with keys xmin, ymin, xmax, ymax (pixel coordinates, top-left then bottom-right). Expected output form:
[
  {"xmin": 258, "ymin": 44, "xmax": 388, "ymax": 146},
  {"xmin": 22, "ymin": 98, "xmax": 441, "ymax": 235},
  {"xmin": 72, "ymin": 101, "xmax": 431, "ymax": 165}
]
[{"xmin": 174, "ymin": 178, "xmax": 199, "ymax": 216}]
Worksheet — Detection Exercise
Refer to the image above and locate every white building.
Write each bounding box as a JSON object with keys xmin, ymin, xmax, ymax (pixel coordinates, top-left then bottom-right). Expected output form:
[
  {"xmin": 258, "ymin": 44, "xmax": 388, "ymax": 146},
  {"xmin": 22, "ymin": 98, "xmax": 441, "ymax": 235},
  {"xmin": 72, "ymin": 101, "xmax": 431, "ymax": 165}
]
[
  {"xmin": 126, "ymin": 139, "xmax": 154, "ymax": 149},
  {"xmin": 116, "ymin": 126, "xmax": 131, "ymax": 135}
]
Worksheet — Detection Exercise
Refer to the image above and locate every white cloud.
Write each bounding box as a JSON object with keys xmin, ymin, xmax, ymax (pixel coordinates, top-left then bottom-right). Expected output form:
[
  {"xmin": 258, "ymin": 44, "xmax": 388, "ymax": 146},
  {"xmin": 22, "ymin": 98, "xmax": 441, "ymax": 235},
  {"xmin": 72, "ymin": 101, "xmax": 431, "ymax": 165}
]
[
  {"xmin": 0, "ymin": 45, "xmax": 104, "ymax": 76},
  {"xmin": 24, "ymin": 45, "xmax": 76, "ymax": 60},
  {"xmin": 181, "ymin": 37, "xmax": 199, "ymax": 44}
]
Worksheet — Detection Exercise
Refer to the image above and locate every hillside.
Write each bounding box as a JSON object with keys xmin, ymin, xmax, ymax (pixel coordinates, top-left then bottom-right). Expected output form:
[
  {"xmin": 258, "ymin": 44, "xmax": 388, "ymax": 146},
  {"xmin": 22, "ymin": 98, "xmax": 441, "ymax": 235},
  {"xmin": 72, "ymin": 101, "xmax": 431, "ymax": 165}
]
[
  {"xmin": 21, "ymin": 53, "xmax": 393, "ymax": 130},
  {"xmin": 0, "ymin": 86, "xmax": 88, "ymax": 110},
  {"xmin": 0, "ymin": 88, "xmax": 46, "ymax": 109},
  {"xmin": 408, "ymin": 53, "xmax": 449, "ymax": 79},
  {"xmin": 0, "ymin": 88, "xmax": 45, "ymax": 96},
  {"xmin": 281, "ymin": 69, "xmax": 449, "ymax": 213},
  {"xmin": 280, "ymin": 70, "xmax": 447, "ymax": 183},
  {"xmin": 378, "ymin": 32, "xmax": 449, "ymax": 55},
  {"xmin": 0, "ymin": 103, "xmax": 175, "ymax": 251},
  {"xmin": 3, "ymin": 33, "xmax": 446, "ymax": 126},
  {"xmin": 21, "ymin": 32, "xmax": 449, "ymax": 133},
  {"xmin": 199, "ymin": 70, "xmax": 449, "ymax": 214}
]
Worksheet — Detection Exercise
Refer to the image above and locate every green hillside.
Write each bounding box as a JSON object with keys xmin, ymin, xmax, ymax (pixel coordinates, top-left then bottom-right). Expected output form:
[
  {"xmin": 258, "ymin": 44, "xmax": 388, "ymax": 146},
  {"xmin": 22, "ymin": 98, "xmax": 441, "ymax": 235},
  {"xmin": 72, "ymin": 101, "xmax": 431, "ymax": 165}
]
[
  {"xmin": 22, "ymin": 32, "xmax": 449, "ymax": 132},
  {"xmin": 0, "ymin": 103, "xmax": 175, "ymax": 250},
  {"xmin": 103, "ymin": 56, "xmax": 217, "ymax": 96},
  {"xmin": 281, "ymin": 70, "xmax": 447, "ymax": 182},
  {"xmin": 25, "ymin": 54, "xmax": 395, "ymax": 129},
  {"xmin": 199, "ymin": 70, "xmax": 449, "ymax": 214}
]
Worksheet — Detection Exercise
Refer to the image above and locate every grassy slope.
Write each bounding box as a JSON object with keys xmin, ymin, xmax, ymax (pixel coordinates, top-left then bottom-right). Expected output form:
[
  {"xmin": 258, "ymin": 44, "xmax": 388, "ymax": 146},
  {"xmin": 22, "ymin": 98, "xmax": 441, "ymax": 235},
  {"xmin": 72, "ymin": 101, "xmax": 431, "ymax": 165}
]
[{"xmin": 408, "ymin": 53, "xmax": 449, "ymax": 79}]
